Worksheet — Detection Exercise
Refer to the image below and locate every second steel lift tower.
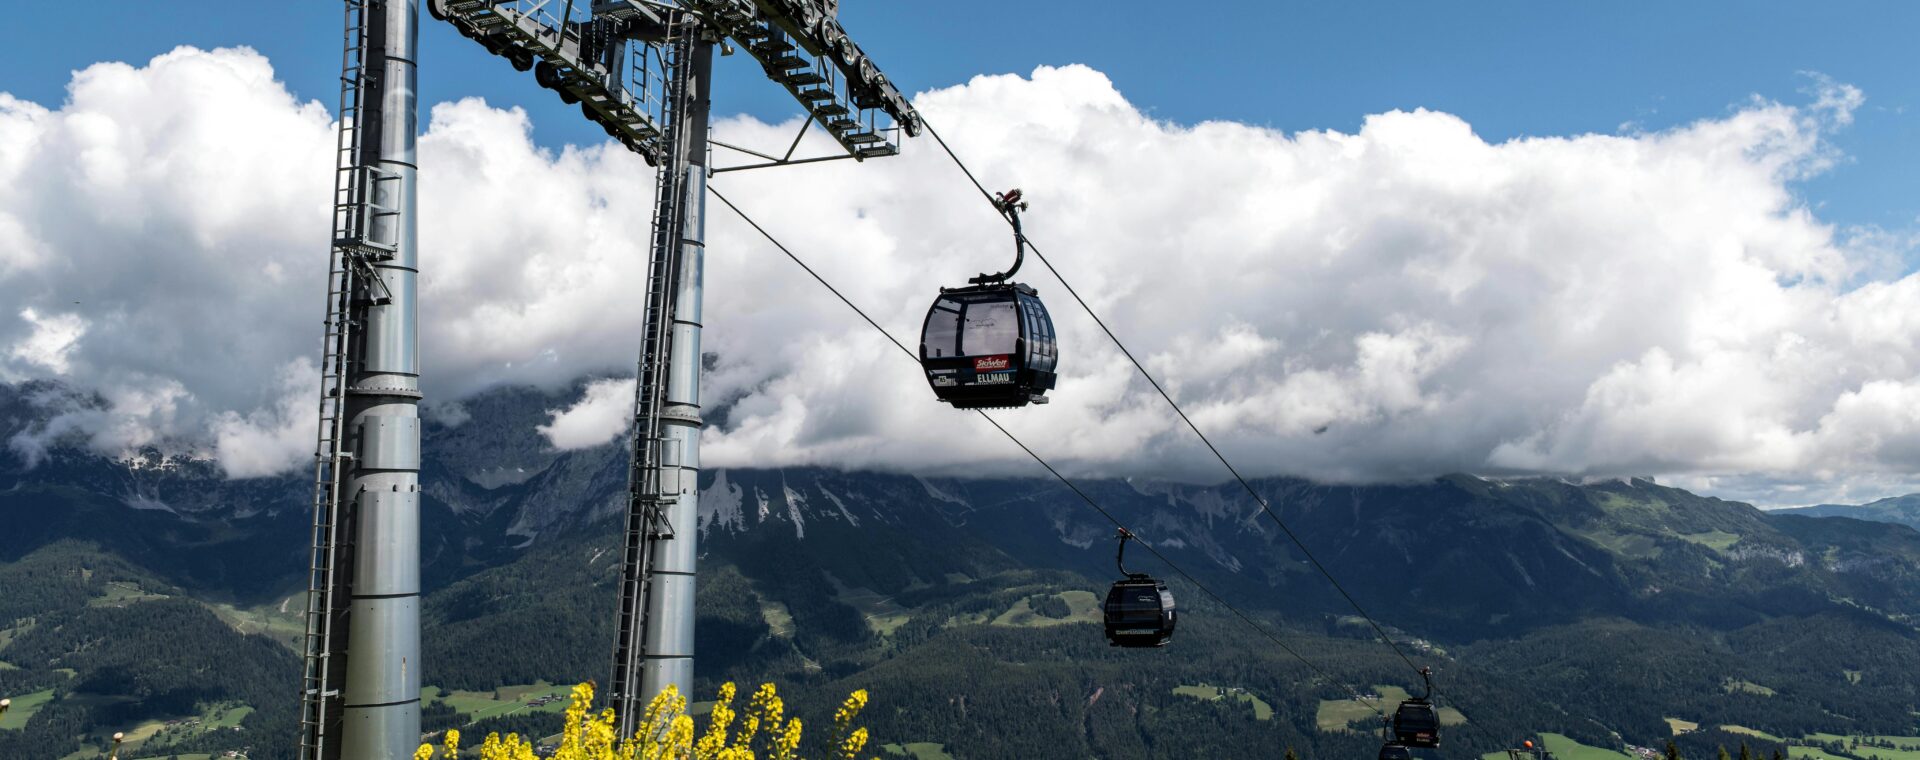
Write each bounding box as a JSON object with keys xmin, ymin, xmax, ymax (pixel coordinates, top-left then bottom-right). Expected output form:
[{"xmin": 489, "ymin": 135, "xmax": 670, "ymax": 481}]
[
  {"xmin": 428, "ymin": 0, "xmax": 921, "ymax": 730},
  {"xmin": 302, "ymin": 0, "xmax": 919, "ymax": 755}
]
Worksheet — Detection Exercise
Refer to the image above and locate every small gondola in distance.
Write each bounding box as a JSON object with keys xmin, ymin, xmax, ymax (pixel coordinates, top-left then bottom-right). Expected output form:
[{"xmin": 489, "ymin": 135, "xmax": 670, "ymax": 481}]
[
  {"xmin": 1103, "ymin": 575, "xmax": 1176, "ymax": 647},
  {"xmin": 1102, "ymin": 528, "xmax": 1176, "ymax": 647},
  {"xmin": 1376, "ymin": 743, "xmax": 1415, "ymax": 760}
]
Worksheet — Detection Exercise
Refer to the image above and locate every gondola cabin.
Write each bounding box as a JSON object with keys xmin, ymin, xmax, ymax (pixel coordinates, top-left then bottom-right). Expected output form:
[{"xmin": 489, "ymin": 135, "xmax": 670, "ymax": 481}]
[
  {"xmin": 1103, "ymin": 575, "xmax": 1176, "ymax": 647},
  {"xmin": 1377, "ymin": 744, "xmax": 1414, "ymax": 760},
  {"xmin": 918, "ymin": 282, "xmax": 1058, "ymax": 409},
  {"xmin": 1392, "ymin": 699, "xmax": 1441, "ymax": 748}
]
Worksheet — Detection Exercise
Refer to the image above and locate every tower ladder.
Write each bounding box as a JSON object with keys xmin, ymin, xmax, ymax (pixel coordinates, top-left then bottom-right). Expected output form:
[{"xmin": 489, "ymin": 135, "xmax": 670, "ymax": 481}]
[
  {"xmin": 610, "ymin": 16, "xmax": 696, "ymax": 736},
  {"xmin": 298, "ymin": 1, "xmax": 397, "ymax": 757}
]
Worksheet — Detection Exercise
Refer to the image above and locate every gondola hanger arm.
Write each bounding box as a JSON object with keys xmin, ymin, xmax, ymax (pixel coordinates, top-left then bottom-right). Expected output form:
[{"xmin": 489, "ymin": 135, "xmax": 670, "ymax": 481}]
[
  {"xmin": 1115, "ymin": 527, "xmax": 1140, "ymax": 578},
  {"xmin": 969, "ymin": 188, "xmax": 1028, "ymax": 285}
]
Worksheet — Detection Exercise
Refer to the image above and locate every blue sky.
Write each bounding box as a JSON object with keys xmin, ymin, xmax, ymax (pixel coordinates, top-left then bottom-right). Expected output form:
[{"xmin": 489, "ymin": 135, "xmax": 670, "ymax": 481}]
[{"xmin": 3, "ymin": 3, "xmax": 1915, "ymax": 233}]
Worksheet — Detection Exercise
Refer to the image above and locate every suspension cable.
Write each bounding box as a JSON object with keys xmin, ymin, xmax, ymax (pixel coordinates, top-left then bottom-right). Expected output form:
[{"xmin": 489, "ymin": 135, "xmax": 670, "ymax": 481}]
[
  {"xmin": 709, "ymin": 185, "xmax": 1386, "ymax": 718},
  {"xmin": 917, "ymin": 116, "xmax": 1431, "ymax": 679}
]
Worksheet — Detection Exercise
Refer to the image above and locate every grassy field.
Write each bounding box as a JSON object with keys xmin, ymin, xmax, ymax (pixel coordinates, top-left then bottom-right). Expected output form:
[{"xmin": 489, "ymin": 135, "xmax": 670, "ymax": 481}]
[
  {"xmin": 49, "ymin": 701, "xmax": 252, "ymax": 759},
  {"xmin": 759, "ymin": 600, "xmax": 796, "ymax": 638},
  {"xmin": 1535, "ymin": 733, "xmax": 1630, "ymax": 759},
  {"xmin": 1721, "ymin": 724, "xmax": 1784, "ymax": 742},
  {"xmin": 207, "ymin": 704, "xmax": 252, "ymax": 728},
  {"xmin": 824, "ymin": 574, "xmax": 916, "ymax": 636},
  {"xmin": 0, "ymin": 687, "xmax": 55, "ymax": 729},
  {"xmin": 1664, "ymin": 717, "xmax": 1699, "ymax": 735},
  {"xmin": 881, "ymin": 742, "xmax": 956, "ymax": 760},
  {"xmin": 1171, "ymin": 684, "xmax": 1273, "ymax": 721},
  {"xmin": 112, "ymin": 716, "xmax": 173, "ymax": 751},
  {"xmin": 1314, "ymin": 695, "xmax": 1377, "ymax": 733},
  {"xmin": 1478, "ymin": 733, "xmax": 1631, "ymax": 760},
  {"xmin": 0, "ymin": 619, "xmax": 37, "ymax": 652},
  {"xmin": 1574, "ymin": 528, "xmax": 1665, "ymax": 559},
  {"xmin": 423, "ymin": 682, "xmax": 573, "ymax": 724},
  {"xmin": 88, "ymin": 581, "xmax": 168, "ymax": 607},
  {"xmin": 127, "ymin": 702, "xmax": 252, "ymax": 746},
  {"xmin": 206, "ymin": 595, "xmax": 308, "ymax": 653},
  {"xmin": 1723, "ymin": 678, "xmax": 1777, "ymax": 697},
  {"xmin": 1785, "ymin": 748, "xmax": 1853, "ymax": 760},
  {"xmin": 1800, "ymin": 734, "xmax": 1920, "ymax": 760},
  {"xmin": 990, "ymin": 591, "xmax": 1101, "ymax": 628},
  {"xmin": 1678, "ymin": 530, "xmax": 1743, "ymax": 551}
]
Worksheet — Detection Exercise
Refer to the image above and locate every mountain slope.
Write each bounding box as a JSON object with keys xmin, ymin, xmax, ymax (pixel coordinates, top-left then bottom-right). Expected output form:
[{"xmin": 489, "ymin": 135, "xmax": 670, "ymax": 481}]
[
  {"xmin": 1776, "ymin": 494, "xmax": 1920, "ymax": 533},
  {"xmin": 7, "ymin": 381, "xmax": 1920, "ymax": 758}
]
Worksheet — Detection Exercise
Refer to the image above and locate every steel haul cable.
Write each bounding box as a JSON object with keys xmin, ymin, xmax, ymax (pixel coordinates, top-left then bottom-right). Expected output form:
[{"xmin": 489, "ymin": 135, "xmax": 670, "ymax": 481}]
[{"xmin": 709, "ymin": 184, "xmax": 1387, "ymax": 719}]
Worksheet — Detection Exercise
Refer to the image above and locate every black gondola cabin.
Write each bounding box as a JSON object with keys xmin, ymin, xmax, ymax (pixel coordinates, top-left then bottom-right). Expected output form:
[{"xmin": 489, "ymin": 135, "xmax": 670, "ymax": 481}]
[
  {"xmin": 1376, "ymin": 744, "xmax": 1414, "ymax": 760},
  {"xmin": 919, "ymin": 282, "xmax": 1057, "ymax": 409},
  {"xmin": 1103, "ymin": 576, "xmax": 1176, "ymax": 647}
]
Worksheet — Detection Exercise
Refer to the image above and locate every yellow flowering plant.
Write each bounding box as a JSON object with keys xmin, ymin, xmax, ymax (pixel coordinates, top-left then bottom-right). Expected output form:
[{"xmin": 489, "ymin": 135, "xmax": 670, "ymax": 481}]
[{"xmin": 417, "ymin": 681, "xmax": 875, "ymax": 760}]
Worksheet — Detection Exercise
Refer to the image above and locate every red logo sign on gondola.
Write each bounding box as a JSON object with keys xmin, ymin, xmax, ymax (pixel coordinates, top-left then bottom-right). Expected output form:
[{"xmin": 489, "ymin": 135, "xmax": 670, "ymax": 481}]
[{"xmin": 973, "ymin": 355, "xmax": 1011, "ymax": 372}]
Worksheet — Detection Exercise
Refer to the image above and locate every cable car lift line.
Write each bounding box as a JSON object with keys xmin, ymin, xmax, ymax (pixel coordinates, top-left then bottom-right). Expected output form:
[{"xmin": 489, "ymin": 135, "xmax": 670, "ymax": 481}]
[
  {"xmin": 917, "ymin": 115, "xmax": 1430, "ymax": 680},
  {"xmin": 914, "ymin": 119, "xmax": 1504, "ymax": 747},
  {"xmin": 709, "ymin": 184, "xmax": 1386, "ymax": 718}
]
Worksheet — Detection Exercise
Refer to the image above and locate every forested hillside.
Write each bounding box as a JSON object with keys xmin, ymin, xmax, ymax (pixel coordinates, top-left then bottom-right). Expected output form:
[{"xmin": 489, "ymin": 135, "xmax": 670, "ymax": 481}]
[{"xmin": 5, "ymin": 382, "xmax": 1920, "ymax": 758}]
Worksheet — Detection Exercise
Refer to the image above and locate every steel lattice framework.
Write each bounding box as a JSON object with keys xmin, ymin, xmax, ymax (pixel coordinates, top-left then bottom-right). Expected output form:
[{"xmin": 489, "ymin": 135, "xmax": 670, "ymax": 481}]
[{"xmin": 434, "ymin": 0, "xmax": 919, "ymax": 162}]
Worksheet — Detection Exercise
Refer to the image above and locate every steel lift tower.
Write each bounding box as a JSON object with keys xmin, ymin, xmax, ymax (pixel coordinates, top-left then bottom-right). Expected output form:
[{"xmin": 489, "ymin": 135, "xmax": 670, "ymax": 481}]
[
  {"xmin": 300, "ymin": 1, "xmax": 423, "ymax": 759},
  {"xmin": 300, "ymin": 0, "xmax": 919, "ymax": 754},
  {"xmin": 428, "ymin": 0, "xmax": 920, "ymax": 730}
]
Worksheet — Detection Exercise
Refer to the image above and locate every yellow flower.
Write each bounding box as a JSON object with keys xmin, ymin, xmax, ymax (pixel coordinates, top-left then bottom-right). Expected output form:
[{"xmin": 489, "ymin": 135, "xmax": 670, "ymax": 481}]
[
  {"xmin": 829, "ymin": 690, "xmax": 871, "ymax": 760},
  {"xmin": 696, "ymin": 682, "xmax": 736, "ymax": 757},
  {"xmin": 740, "ymin": 682, "xmax": 783, "ymax": 751},
  {"xmin": 772, "ymin": 717, "xmax": 803, "ymax": 760},
  {"xmin": 841, "ymin": 727, "xmax": 868, "ymax": 759},
  {"xmin": 418, "ymin": 681, "xmax": 871, "ymax": 760}
]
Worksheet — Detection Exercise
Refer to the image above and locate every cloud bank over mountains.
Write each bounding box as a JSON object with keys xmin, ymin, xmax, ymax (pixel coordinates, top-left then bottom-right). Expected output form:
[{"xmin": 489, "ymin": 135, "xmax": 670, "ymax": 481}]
[{"xmin": 1, "ymin": 46, "xmax": 1915, "ymax": 506}]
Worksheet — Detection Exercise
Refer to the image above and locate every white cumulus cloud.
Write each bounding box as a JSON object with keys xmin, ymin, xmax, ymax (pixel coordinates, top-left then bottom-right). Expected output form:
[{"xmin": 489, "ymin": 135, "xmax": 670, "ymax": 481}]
[
  {"xmin": 538, "ymin": 377, "xmax": 636, "ymax": 451},
  {"xmin": 8, "ymin": 309, "xmax": 86, "ymax": 375},
  {"xmin": 1, "ymin": 45, "xmax": 333, "ymax": 471},
  {"xmin": 211, "ymin": 359, "xmax": 320, "ymax": 479},
  {"xmin": 3, "ymin": 47, "xmax": 1918, "ymax": 508}
]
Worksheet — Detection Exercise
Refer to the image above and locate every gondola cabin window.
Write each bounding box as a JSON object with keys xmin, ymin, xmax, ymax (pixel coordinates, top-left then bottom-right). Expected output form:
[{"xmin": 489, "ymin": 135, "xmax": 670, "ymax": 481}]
[
  {"xmin": 960, "ymin": 299, "xmax": 1018, "ymax": 355},
  {"xmin": 922, "ymin": 299, "xmax": 962, "ymax": 358}
]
